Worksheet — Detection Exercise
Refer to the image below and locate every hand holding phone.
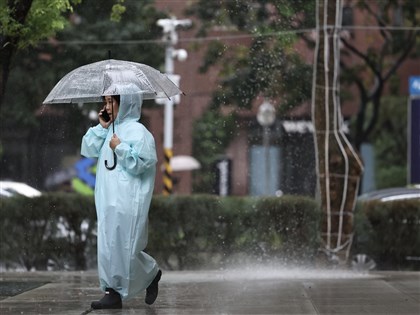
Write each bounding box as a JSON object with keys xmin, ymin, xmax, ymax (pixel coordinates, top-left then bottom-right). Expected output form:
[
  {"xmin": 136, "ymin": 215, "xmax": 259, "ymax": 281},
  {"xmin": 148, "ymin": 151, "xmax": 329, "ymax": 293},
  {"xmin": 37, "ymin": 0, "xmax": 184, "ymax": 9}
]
[{"xmin": 100, "ymin": 107, "xmax": 111, "ymax": 122}]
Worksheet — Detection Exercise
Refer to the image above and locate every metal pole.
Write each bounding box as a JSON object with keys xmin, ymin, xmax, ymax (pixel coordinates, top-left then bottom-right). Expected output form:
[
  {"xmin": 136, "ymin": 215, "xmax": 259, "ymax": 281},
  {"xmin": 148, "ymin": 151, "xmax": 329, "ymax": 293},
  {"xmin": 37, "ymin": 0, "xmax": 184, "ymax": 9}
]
[
  {"xmin": 163, "ymin": 40, "xmax": 174, "ymax": 195},
  {"xmin": 158, "ymin": 17, "xmax": 191, "ymax": 195},
  {"xmin": 263, "ymin": 126, "xmax": 270, "ymax": 195}
]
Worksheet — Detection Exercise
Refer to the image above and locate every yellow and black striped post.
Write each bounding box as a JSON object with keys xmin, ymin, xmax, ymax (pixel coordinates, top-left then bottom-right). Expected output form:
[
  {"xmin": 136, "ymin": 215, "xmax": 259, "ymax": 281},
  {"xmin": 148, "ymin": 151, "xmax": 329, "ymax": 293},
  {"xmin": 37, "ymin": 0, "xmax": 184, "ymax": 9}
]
[{"xmin": 163, "ymin": 148, "xmax": 173, "ymax": 195}]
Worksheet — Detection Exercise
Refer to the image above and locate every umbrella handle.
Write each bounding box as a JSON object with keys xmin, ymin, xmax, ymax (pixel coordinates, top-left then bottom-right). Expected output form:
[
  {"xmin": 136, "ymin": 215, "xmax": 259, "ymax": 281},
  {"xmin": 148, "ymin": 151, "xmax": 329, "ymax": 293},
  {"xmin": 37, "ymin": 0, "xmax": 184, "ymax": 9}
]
[{"xmin": 105, "ymin": 152, "xmax": 117, "ymax": 170}]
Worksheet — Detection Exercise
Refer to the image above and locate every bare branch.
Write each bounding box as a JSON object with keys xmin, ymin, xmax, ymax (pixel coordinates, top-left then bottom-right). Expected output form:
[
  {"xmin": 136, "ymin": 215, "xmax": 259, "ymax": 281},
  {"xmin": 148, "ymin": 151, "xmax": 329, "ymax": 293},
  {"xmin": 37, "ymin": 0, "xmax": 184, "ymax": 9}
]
[
  {"xmin": 340, "ymin": 37, "xmax": 382, "ymax": 79},
  {"xmin": 383, "ymin": 31, "xmax": 418, "ymax": 82},
  {"xmin": 361, "ymin": 1, "xmax": 392, "ymax": 41}
]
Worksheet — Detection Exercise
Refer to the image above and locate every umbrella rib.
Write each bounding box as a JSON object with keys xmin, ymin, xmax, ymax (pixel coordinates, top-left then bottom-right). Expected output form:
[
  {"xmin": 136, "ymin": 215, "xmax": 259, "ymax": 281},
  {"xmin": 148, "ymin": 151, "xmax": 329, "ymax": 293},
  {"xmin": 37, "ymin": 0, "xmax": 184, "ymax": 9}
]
[{"xmin": 151, "ymin": 74, "xmax": 178, "ymax": 100}]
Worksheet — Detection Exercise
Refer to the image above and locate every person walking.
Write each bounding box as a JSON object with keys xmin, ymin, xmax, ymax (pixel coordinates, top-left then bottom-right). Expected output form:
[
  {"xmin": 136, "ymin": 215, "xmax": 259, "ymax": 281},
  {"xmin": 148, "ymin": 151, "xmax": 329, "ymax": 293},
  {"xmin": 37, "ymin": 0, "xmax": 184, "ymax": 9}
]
[{"xmin": 81, "ymin": 83, "xmax": 161, "ymax": 309}]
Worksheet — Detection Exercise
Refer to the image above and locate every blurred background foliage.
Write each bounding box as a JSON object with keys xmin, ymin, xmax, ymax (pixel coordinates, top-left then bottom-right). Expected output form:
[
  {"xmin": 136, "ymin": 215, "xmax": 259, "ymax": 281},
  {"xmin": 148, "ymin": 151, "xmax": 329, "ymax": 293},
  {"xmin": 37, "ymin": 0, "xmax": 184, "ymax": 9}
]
[
  {"xmin": 1, "ymin": 0, "xmax": 166, "ymax": 151},
  {"xmin": 1, "ymin": 0, "xmax": 418, "ymax": 192},
  {"xmin": 2, "ymin": 193, "xmax": 419, "ymax": 271},
  {"xmin": 192, "ymin": 110, "xmax": 237, "ymax": 193},
  {"xmin": 372, "ymin": 96, "xmax": 408, "ymax": 188},
  {"xmin": 0, "ymin": 193, "xmax": 321, "ymax": 271},
  {"xmin": 353, "ymin": 198, "xmax": 420, "ymax": 270},
  {"xmin": 187, "ymin": 0, "xmax": 418, "ymax": 191},
  {"xmin": 187, "ymin": 0, "xmax": 315, "ymax": 111}
]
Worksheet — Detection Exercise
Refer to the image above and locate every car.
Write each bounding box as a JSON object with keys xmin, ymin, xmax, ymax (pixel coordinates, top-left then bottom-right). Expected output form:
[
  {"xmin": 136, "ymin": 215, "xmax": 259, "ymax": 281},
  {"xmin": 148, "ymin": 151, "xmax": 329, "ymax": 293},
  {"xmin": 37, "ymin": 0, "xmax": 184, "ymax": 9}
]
[
  {"xmin": 358, "ymin": 187, "xmax": 420, "ymax": 202},
  {"xmin": 354, "ymin": 186, "xmax": 420, "ymax": 271},
  {"xmin": 0, "ymin": 181, "xmax": 42, "ymax": 198}
]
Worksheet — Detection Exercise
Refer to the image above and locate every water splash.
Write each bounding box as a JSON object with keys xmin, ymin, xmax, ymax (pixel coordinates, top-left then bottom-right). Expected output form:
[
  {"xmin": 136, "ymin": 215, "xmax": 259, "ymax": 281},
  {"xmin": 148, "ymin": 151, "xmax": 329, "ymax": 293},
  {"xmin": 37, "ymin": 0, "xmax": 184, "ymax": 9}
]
[{"xmin": 163, "ymin": 265, "xmax": 376, "ymax": 283}]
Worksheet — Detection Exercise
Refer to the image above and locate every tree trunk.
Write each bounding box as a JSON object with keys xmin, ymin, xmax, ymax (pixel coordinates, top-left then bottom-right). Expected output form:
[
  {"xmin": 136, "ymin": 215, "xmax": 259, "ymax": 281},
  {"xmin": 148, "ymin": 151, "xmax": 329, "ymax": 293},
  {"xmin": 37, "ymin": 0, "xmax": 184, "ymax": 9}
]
[
  {"xmin": 0, "ymin": 0, "xmax": 34, "ymax": 106},
  {"xmin": 311, "ymin": 0, "xmax": 363, "ymax": 265}
]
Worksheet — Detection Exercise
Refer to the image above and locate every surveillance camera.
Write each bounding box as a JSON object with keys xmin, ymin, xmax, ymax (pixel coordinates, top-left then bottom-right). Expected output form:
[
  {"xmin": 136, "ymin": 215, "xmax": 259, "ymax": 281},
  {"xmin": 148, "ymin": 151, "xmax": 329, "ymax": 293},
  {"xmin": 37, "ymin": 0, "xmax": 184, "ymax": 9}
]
[
  {"xmin": 174, "ymin": 19, "xmax": 192, "ymax": 28},
  {"xmin": 157, "ymin": 18, "xmax": 192, "ymax": 32},
  {"xmin": 174, "ymin": 49, "xmax": 188, "ymax": 62},
  {"xmin": 157, "ymin": 19, "xmax": 173, "ymax": 33}
]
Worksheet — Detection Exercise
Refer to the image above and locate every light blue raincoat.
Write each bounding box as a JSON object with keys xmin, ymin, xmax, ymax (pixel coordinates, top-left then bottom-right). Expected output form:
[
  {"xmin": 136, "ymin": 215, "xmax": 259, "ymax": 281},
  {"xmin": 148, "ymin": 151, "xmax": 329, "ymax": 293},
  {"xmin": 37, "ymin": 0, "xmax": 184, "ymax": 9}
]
[{"xmin": 81, "ymin": 84, "xmax": 159, "ymax": 300}]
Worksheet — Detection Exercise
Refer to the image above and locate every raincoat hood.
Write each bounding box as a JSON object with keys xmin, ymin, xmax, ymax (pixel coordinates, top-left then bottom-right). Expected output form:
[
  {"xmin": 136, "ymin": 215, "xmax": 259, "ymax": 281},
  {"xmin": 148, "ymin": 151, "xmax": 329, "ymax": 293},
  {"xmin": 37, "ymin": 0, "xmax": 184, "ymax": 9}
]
[{"xmin": 105, "ymin": 83, "xmax": 143, "ymax": 122}]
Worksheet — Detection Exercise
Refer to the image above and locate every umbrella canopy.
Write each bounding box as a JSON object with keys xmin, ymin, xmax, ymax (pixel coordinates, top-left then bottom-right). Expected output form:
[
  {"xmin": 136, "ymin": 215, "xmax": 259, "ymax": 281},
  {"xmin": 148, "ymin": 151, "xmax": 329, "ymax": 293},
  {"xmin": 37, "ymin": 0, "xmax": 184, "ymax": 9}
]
[{"xmin": 43, "ymin": 59, "xmax": 182, "ymax": 104}]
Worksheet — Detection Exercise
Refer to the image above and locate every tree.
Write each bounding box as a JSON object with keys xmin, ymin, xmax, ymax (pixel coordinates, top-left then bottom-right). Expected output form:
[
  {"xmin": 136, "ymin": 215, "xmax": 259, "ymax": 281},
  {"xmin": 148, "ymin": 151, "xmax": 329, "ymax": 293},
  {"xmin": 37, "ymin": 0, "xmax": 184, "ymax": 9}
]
[
  {"xmin": 312, "ymin": 0, "xmax": 363, "ymax": 264},
  {"xmin": 1, "ymin": 0, "xmax": 165, "ymax": 131},
  {"xmin": 0, "ymin": 0, "xmax": 79, "ymax": 106},
  {"xmin": 0, "ymin": 0, "xmax": 130, "ymax": 107},
  {"xmin": 340, "ymin": 0, "xmax": 419, "ymax": 150},
  {"xmin": 187, "ymin": 0, "xmax": 315, "ymax": 113}
]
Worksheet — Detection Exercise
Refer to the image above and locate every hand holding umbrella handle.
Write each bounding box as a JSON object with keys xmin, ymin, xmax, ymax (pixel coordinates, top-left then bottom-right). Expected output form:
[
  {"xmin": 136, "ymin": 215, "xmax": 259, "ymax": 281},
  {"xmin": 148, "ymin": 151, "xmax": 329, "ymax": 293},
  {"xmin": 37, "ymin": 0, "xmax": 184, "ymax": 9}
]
[
  {"xmin": 105, "ymin": 134, "xmax": 120, "ymax": 170},
  {"xmin": 105, "ymin": 152, "xmax": 117, "ymax": 170}
]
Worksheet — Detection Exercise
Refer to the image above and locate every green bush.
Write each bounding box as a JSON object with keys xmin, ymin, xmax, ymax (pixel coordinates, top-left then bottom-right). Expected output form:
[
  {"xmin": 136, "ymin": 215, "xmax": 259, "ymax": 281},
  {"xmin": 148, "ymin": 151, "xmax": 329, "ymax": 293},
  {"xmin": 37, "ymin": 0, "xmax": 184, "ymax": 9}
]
[
  {"xmin": 148, "ymin": 195, "xmax": 321, "ymax": 269},
  {"xmin": 353, "ymin": 199, "xmax": 420, "ymax": 270},
  {"xmin": 3, "ymin": 193, "xmax": 418, "ymax": 271},
  {"xmin": 0, "ymin": 193, "xmax": 96, "ymax": 271},
  {"xmin": 0, "ymin": 193, "xmax": 320, "ymax": 270}
]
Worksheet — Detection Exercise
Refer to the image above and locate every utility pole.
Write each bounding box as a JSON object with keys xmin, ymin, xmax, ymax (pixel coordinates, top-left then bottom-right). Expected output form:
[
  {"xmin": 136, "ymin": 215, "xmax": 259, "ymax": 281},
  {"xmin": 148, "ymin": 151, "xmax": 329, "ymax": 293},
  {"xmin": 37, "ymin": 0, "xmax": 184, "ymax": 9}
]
[{"xmin": 157, "ymin": 17, "xmax": 191, "ymax": 195}]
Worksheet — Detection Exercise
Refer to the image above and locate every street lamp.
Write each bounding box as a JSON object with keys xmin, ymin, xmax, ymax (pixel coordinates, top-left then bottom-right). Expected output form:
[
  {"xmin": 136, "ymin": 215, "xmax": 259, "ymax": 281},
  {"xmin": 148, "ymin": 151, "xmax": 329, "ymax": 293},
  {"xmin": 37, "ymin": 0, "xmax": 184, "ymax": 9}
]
[
  {"xmin": 157, "ymin": 17, "xmax": 191, "ymax": 195},
  {"xmin": 257, "ymin": 100, "xmax": 276, "ymax": 195}
]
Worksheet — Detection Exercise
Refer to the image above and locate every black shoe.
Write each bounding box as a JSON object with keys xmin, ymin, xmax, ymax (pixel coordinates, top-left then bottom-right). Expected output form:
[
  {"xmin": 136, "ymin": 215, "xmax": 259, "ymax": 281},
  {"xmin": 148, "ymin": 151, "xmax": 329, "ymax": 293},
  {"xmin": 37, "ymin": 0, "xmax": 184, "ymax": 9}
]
[
  {"xmin": 145, "ymin": 270, "xmax": 162, "ymax": 305},
  {"xmin": 91, "ymin": 288, "xmax": 122, "ymax": 309}
]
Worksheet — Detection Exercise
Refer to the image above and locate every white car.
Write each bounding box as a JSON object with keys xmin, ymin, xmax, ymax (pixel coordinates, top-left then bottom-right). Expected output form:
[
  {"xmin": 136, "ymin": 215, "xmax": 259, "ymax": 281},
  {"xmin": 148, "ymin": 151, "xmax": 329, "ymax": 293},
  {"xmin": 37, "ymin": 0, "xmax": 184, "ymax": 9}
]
[
  {"xmin": 0, "ymin": 181, "xmax": 42, "ymax": 198},
  {"xmin": 358, "ymin": 187, "xmax": 420, "ymax": 202}
]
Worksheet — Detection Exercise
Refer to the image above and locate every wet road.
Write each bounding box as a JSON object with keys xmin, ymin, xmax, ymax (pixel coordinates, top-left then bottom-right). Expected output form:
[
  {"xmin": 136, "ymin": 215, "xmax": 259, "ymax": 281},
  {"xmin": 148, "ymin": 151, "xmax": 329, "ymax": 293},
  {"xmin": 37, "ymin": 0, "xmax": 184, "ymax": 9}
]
[{"xmin": 0, "ymin": 268, "xmax": 419, "ymax": 314}]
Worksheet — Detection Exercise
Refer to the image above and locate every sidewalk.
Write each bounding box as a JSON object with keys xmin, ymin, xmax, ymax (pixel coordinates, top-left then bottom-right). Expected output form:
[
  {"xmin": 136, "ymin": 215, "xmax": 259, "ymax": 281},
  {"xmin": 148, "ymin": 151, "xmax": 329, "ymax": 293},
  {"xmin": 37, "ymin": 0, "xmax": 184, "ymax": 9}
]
[{"xmin": 0, "ymin": 268, "xmax": 419, "ymax": 315}]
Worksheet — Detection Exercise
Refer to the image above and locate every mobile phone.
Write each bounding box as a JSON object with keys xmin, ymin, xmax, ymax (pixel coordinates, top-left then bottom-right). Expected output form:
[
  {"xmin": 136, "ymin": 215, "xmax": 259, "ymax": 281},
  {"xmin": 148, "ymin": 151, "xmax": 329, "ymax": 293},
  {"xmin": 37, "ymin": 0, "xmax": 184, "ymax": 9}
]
[{"xmin": 101, "ymin": 109, "xmax": 111, "ymax": 122}]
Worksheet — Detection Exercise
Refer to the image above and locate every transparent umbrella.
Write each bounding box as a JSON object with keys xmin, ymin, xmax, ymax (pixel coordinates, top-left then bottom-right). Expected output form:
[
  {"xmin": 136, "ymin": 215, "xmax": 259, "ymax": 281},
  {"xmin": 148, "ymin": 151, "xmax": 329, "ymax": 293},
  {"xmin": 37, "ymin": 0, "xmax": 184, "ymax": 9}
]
[
  {"xmin": 43, "ymin": 59, "xmax": 183, "ymax": 170},
  {"xmin": 43, "ymin": 59, "xmax": 182, "ymax": 104}
]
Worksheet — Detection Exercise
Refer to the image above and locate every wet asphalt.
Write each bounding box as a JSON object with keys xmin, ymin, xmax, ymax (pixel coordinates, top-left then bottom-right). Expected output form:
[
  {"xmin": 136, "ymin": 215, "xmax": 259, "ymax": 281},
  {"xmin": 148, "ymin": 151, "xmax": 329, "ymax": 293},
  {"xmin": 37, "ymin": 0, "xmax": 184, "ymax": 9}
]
[{"xmin": 0, "ymin": 268, "xmax": 419, "ymax": 315}]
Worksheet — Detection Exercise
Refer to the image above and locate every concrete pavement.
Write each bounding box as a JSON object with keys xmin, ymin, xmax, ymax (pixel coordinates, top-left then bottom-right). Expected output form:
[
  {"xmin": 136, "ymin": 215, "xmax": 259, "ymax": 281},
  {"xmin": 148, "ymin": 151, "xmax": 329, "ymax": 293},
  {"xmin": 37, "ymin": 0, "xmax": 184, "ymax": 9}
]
[{"xmin": 0, "ymin": 268, "xmax": 419, "ymax": 315}]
